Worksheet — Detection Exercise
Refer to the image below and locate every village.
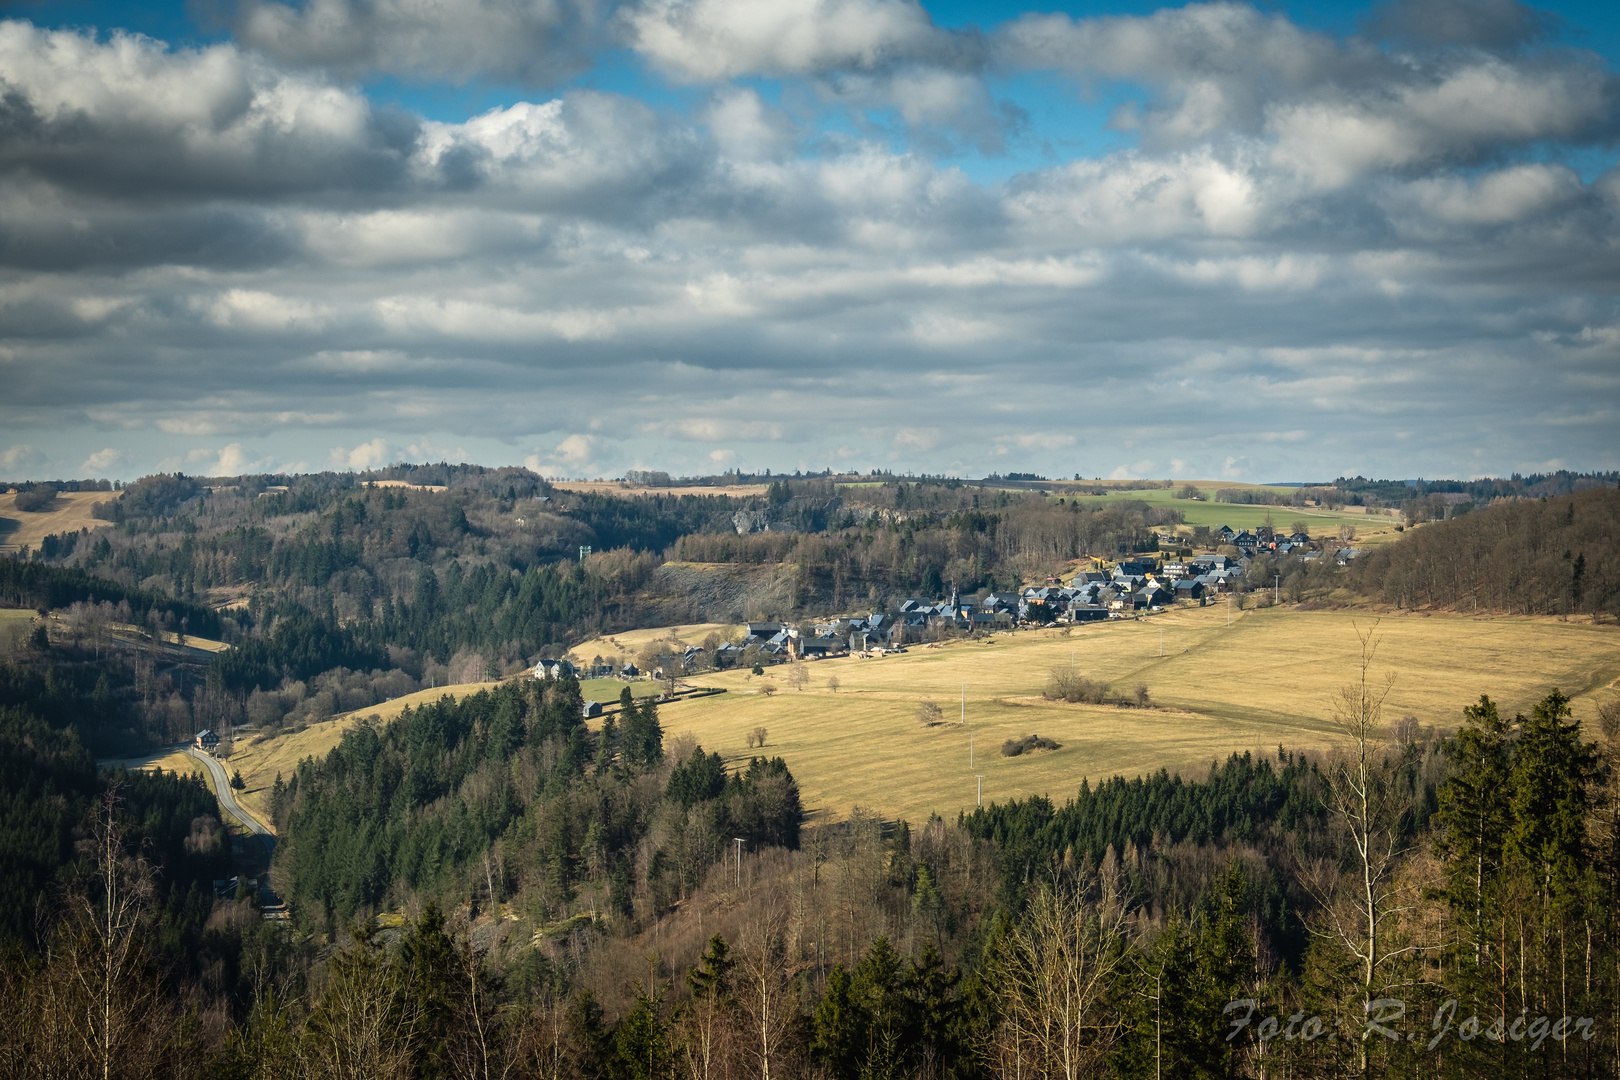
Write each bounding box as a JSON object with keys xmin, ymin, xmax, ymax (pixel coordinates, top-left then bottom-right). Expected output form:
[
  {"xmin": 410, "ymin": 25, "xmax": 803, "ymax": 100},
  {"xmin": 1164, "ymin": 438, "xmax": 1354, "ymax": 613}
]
[{"xmin": 530, "ymin": 522, "xmax": 1362, "ymax": 685}]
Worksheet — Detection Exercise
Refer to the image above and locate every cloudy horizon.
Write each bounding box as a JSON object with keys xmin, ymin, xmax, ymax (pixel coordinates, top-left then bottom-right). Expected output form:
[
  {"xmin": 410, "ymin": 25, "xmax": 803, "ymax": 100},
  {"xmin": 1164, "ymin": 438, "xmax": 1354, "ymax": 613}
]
[{"xmin": 0, "ymin": 0, "xmax": 1616, "ymax": 484}]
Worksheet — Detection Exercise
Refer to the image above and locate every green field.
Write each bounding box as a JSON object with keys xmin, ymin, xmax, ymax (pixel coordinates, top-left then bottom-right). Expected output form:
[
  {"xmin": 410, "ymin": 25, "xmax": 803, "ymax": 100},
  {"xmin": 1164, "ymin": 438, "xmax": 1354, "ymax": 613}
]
[
  {"xmin": 581, "ymin": 678, "xmax": 665, "ymax": 703},
  {"xmin": 834, "ymin": 478, "xmax": 1400, "ymax": 542},
  {"xmin": 1070, "ymin": 486, "xmax": 1399, "ymax": 540}
]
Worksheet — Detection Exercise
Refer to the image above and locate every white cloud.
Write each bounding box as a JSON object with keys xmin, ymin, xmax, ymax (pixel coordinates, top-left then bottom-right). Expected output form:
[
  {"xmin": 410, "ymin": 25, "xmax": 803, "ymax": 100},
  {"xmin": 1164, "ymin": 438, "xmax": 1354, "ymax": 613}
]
[
  {"xmin": 1006, "ymin": 433, "xmax": 1077, "ymax": 452},
  {"xmin": 0, "ymin": 445, "xmax": 46, "ymax": 476},
  {"xmin": 80, "ymin": 448, "xmax": 130, "ymax": 473},
  {"xmin": 0, "ymin": 21, "xmax": 405, "ymax": 199},
  {"xmin": 622, "ymin": 0, "xmax": 963, "ymax": 81},
  {"xmin": 645, "ymin": 419, "xmax": 784, "ymax": 442},
  {"xmin": 533, "ymin": 434, "xmax": 603, "ymax": 476},
  {"xmin": 1386, "ymin": 163, "xmax": 1582, "ymax": 226},
  {"xmin": 187, "ymin": 443, "xmax": 265, "ymax": 476},
  {"xmin": 892, "ymin": 428, "xmax": 942, "ymax": 452},
  {"xmin": 233, "ymin": 0, "xmax": 592, "ymax": 84},
  {"xmin": 0, "ymin": 9, "xmax": 1616, "ymax": 484},
  {"xmin": 331, "ymin": 437, "xmax": 393, "ymax": 469}
]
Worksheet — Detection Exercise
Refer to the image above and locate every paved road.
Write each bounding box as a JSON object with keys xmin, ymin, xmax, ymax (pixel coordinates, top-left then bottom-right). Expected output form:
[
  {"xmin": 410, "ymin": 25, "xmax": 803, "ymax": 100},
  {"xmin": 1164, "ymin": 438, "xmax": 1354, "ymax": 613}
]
[{"xmin": 185, "ymin": 747, "xmax": 276, "ymax": 869}]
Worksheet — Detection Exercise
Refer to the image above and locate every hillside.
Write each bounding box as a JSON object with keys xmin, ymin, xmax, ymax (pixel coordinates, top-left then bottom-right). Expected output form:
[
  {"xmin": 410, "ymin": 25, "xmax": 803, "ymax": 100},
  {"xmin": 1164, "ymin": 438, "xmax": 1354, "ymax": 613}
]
[
  {"xmin": 223, "ymin": 604, "xmax": 1620, "ymax": 826},
  {"xmin": 1349, "ymin": 484, "xmax": 1620, "ymax": 616},
  {"xmin": 0, "ymin": 490, "xmax": 110, "ymax": 555}
]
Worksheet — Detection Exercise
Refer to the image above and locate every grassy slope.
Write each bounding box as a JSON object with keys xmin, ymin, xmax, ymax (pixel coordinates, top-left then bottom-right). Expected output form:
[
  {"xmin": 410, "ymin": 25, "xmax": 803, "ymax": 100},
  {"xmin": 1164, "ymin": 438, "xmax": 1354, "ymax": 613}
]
[
  {"xmin": 0, "ymin": 491, "xmax": 111, "ymax": 554},
  {"xmin": 661, "ymin": 605, "xmax": 1620, "ymax": 824},
  {"xmin": 1073, "ymin": 488, "xmax": 1401, "ymax": 540},
  {"xmin": 219, "ymin": 607, "xmax": 1620, "ymax": 831},
  {"xmin": 566, "ymin": 623, "xmax": 743, "ymax": 666},
  {"xmin": 227, "ymin": 681, "xmax": 499, "ymax": 824}
]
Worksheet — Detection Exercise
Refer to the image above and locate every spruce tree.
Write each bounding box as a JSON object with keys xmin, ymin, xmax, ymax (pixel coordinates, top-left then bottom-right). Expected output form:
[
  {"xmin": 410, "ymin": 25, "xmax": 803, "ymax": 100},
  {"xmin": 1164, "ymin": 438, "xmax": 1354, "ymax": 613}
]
[
  {"xmin": 1435, "ymin": 694, "xmax": 1513, "ymax": 962},
  {"xmin": 639, "ymin": 697, "xmax": 663, "ymax": 766},
  {"xmin": 621, "ymin": 694, "xmax": 646, "ymax": 767},
  {"xmin": 1507, "ymin": 689, "xmax": 1596, "ymax": 900}
]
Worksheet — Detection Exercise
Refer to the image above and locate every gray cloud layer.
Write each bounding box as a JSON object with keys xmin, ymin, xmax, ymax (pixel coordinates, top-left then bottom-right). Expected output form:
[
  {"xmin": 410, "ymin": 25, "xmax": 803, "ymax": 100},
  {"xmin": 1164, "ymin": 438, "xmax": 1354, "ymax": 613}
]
[{"xmin": 0, "ymin": 2, "xmax": 1616, "ymax": 482}]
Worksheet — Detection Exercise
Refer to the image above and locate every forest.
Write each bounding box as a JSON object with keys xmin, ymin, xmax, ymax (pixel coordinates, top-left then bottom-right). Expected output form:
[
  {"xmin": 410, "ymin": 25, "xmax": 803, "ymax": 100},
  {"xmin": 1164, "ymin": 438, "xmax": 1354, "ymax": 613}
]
[
  {"xmin": 1348, "ymin": 485, "xmax": 1620, "ymax": 617},
  {"xmin": 2, "ymin": 649, "xmax": 1619, "ymax": 1078}
]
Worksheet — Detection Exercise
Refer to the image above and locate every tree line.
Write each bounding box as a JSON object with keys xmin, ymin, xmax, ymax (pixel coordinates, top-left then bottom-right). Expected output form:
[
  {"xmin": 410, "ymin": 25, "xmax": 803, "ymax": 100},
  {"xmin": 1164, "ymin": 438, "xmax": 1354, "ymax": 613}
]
[{"xmin": 1349, "ymin": 485, "xmax": 1620, "ymax": 617}]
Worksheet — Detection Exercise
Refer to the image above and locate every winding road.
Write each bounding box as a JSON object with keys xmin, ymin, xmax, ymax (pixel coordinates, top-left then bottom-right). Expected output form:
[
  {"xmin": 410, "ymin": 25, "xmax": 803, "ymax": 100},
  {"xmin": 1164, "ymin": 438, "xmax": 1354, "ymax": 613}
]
[{"xmin": 185, "ymin": 747, "xmax": 276, "ymax": 870}]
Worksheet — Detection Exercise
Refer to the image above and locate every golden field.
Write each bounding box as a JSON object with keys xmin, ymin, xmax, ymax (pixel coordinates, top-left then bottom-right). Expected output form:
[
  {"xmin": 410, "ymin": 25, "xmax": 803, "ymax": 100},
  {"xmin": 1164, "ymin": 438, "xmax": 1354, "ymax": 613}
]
[
  {"xmin": 219, "ymin": 605, "xmax": 1620, "ymax": 831},
  {"xmin": 566, "ymin": 623, "xmax": 743, "ymax": 667},
  {"xmin": 0, "ymin": 491, "xmax": 110, "ymax": 554},
  {"xmin": 655, "ymin": 605, "xmax": 1620, "ymax": 824}
]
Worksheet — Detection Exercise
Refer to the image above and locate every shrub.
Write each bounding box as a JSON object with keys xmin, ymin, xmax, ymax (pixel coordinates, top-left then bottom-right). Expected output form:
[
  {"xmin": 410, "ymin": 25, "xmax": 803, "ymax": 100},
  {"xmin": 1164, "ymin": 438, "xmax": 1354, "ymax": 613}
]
[
  {"xmin": 1133, "ymin": 683, "xmax": 1151, "ymax": 707},
  {"xmin": 916, "ymin": 700, "xmax": 944, "ymax": 726},
  {"xmin": 1045, "ymin": 668, "xmax": 1111, "ymax": 704},
  {"xmin": 1002, "ymin": 734, "xmax": 1061, "ymax": 757},
  {"xmin": 762, "ymin": 684, "xmax": 776, "ymax": 697},
  {"xmin": 14, "ymin": 486, "xmax": 57, "ymax": 512}
]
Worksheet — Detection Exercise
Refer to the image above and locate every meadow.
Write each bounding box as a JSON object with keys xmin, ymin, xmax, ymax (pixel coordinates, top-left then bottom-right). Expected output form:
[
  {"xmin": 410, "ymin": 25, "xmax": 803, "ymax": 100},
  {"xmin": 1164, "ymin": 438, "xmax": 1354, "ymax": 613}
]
[
  {"xmin": 222, "ymin": 604, "xmax": 1620, "ymax": 830},
  {"xmin": 0, "ymin": 490, "xmax": 109, "ymax": 554},
  {"xmin": 656, "ymin": 604, "xmax": 1620, "ymax": 823},
  {"xmin": 1061, "ymin": 485, "xmax": 1402, "ymax": 540},
  {"xmin": 564, "ymin": 623, "xmax": 742, "ymax": 668}
]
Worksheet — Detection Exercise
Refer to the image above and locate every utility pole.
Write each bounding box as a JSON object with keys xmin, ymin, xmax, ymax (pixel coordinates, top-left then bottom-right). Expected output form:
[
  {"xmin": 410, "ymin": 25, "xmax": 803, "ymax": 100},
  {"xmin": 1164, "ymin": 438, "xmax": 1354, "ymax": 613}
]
[
  {"xmin": 975, "ymin": 775, "xmax": 984, "ymax": 808},
  {"xmin": 733, "ymin": 838, "xmax": 745, "ymax": 887},
  {"xmin": 970, "ymin": 731, "xmax": 974, "ymax": 768},
  {"xmin": 1275, "ymin": 573, "xmax": 1280, "ymax": 606}
]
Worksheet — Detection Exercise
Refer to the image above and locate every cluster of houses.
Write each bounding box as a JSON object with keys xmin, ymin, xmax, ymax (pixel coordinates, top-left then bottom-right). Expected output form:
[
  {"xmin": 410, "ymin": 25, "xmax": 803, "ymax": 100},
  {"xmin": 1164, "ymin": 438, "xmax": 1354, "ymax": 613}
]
[
  {"xmin": 529, "ymin": 527, "xmax": 1360, "ymax": 680},
  {"xmin": 1022, "ymin": 555, "xmax": 1230, "ymax": 621}
]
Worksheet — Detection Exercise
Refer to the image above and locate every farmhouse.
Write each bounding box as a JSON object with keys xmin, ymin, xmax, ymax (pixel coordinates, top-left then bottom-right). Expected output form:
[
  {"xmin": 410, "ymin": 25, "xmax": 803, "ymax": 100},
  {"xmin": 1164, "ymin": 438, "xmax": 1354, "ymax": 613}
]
[
  {"xmin": 534, "ymin": 658, "xmax": 578, "ymax": 680},
  {"xmin": 195, "ymin": 729, "xmax": 219, "ymax": 754}
]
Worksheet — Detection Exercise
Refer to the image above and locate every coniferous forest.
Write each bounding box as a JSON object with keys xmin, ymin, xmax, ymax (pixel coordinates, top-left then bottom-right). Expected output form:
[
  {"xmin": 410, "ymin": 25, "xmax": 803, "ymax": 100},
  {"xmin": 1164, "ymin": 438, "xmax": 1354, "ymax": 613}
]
[{"xmin": 1, "ymin": 470, "xmax": 1618, "ymax": 1077}]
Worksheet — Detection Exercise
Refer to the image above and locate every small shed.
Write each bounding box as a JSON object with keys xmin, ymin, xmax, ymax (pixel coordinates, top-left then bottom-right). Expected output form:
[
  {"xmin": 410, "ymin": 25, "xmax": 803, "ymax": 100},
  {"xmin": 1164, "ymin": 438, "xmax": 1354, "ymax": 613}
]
[{"xmin": 582, "ymin": 700, "xmax": 603, "ymax": 719}]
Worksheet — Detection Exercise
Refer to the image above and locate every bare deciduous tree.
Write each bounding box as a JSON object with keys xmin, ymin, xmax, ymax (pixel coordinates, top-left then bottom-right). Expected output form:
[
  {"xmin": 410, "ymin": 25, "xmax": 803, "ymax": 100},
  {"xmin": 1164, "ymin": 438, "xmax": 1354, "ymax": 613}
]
[
  {"xmin": 734, "ymin": 919, "xmax": 796, "ymax": 1080},
  {"xmin": 991, "ymin": 877, "xmax": 1130, "ymax": 1080},
  {"xmin": 1305, "ymin": 622, "xmax": 1424, "ymax": 1072},
  {"xmin": 69, "ymin": 787, "xmax": 161, "ymax": 1080},
  {"xmin": 302, "ymin": 925, "xmax": 424, "ymax": 1080}
]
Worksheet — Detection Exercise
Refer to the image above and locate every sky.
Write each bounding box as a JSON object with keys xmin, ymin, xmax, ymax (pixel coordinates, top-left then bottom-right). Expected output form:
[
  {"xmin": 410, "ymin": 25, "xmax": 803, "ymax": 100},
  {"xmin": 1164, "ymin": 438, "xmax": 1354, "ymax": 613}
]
[{"xmin": 0, "ymin": 0, "xmax": 1617, "ymax": 483}]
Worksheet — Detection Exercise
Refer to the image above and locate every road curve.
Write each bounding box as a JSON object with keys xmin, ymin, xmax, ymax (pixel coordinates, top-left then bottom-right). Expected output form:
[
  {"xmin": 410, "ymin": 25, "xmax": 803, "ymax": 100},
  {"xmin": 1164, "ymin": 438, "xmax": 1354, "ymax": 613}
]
[{"xmin": 186, "ymin": 747, "xmax": 276, "ymax": 868}]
